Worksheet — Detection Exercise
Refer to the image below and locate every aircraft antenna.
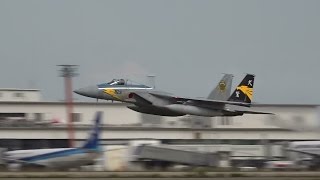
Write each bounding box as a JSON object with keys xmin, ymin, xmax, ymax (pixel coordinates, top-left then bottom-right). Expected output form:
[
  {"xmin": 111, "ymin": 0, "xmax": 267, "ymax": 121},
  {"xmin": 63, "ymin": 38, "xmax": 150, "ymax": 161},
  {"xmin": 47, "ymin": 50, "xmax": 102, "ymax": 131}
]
[{"xmin": 147, "ymin": 74, "xmax": 156, "ymax": 89}]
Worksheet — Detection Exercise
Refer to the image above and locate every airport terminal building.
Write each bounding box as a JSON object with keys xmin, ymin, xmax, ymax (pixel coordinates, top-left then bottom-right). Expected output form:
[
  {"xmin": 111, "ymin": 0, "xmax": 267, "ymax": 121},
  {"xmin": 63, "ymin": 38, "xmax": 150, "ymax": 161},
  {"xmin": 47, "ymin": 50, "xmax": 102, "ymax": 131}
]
[{"xmin": 0, "ymin": 88, "xmax": 319, "ymax": 170}]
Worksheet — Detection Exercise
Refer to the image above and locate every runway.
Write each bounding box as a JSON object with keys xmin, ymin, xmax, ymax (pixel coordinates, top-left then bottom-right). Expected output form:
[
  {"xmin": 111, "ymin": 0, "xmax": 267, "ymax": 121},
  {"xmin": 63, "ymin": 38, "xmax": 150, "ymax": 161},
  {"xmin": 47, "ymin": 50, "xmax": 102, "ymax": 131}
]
[
  {"xmin": 2, "ymin": 171, "xmax": 320, "ymax": 179},
  {"xmin": 2, "ymin": 178, "xmax": 320, "ymax": 180}
]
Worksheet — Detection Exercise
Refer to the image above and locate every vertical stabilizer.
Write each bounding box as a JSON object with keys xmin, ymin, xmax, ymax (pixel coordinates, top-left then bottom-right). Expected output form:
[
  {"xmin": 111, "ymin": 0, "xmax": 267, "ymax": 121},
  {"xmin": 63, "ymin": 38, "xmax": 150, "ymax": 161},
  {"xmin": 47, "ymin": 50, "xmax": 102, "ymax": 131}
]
[
  {"xmin": 228, "ymin": 74, "xmax": 255, "ymax": 104},
  {"xmin": 82, "ymin": 111, "xmax": 102, "ymax": 150},
  {"xmin": 207, "ymin": 74, "xmax": 233, "ymax": 100}
]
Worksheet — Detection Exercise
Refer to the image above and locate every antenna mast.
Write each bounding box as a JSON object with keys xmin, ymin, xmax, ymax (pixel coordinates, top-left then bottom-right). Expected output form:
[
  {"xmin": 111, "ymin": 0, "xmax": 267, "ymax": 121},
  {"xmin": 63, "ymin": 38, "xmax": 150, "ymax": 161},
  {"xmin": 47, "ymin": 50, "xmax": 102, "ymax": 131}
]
[{"xmin": 57, "ymin": 64, "xmax": 78, "ymax": 148}]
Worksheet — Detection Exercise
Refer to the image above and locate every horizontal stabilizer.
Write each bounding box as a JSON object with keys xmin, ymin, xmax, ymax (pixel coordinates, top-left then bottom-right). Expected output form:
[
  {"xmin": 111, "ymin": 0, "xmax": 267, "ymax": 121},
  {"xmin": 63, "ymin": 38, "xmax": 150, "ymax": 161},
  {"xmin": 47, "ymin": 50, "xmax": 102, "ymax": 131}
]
[
  {"xmin": 286, "ymin": 148, "xmax": 320, "ymax": 157},
  {"xmin": 237, "ymin": 111, "xmax": 274, "ymax": 115},
  {"xmin": 225, "ymin": 104, "xmax": 273, "ymax": 115}
]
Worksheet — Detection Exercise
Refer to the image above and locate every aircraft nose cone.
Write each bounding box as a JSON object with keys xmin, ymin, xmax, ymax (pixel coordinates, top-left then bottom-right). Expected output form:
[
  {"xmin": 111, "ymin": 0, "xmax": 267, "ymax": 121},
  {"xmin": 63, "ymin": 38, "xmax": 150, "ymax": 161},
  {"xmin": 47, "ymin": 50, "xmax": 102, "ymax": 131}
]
[{"xmin": 74, "ymin": 85, "xmax": 100, "ymax": 98}]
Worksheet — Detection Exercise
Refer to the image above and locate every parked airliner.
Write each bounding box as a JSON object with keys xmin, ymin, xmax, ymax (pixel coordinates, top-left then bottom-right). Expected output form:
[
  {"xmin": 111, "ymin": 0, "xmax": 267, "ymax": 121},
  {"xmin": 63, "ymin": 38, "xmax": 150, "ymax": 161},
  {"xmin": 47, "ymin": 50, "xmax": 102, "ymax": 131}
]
[{"xmin": 3, "ymin": 112, "xmax": 103, "ymax": 170}]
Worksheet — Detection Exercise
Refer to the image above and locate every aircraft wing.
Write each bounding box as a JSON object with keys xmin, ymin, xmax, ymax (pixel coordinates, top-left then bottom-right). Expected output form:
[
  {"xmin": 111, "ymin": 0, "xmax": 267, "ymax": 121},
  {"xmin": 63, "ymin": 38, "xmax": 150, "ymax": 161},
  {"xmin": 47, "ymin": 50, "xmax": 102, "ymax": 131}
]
[
  {"xmin": 131, "ymin": 91, "xmax": 238, "ymax": 107},
  {"xmin": 130, "ymin": 92, "xmax": 273, "ymax": 114},
  {"xmin": 130, "ymin": 91, "xmax": 249, "ymax": 106},
  {"xmin": 149, "ymin": 92, "xmax": 250, "ymax": 106},
  {"xmin": 129, "ymin": 92, "xmax": 153, "ymax": 105},
  {"xmin": 102, "ymin": 147, "xmax": 128, "ymax": 152},
  {"xmin": 286, "ymin": 148, "xmax": 320, "ymax": 157},
  {"xmin": 149, "ymin": 92, "xmax": 273, "ymax": 114},
  {"xmin": 129, "ymin": 91, "xmax": 175, "ymax": 106}
]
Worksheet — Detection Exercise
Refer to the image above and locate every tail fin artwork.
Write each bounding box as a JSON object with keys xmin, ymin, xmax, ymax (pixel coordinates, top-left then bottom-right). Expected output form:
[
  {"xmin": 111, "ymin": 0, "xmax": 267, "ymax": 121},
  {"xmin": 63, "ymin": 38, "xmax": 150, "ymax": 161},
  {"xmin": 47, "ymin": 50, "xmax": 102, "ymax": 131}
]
[
  {"xmin": 82, "ymin": 111, "xmax": 102, "ymax": 150},
  {"xmin": 207, "ymin": 74, "xmax": 233, "ymax": 100},
  {"xmin": 228, "ymin": 74, "xmax": 254, "ymax": 104}
]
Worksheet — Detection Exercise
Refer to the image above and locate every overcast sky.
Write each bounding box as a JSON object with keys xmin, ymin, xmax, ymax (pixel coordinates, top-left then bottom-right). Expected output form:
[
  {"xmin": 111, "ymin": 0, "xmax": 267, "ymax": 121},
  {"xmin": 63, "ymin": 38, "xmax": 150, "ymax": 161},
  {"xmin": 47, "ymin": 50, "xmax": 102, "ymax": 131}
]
[{"xmin": 0, "ymin": 0, "xmax": 319, "ymax": 104}]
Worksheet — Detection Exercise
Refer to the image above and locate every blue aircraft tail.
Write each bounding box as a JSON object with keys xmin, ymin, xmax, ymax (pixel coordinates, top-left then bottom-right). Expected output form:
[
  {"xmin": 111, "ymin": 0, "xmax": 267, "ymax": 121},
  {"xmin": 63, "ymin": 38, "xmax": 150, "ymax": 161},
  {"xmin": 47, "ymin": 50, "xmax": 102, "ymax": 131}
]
[{"xmin": 81, "ymin": 111, "xmax": 102, "ymax": 150}]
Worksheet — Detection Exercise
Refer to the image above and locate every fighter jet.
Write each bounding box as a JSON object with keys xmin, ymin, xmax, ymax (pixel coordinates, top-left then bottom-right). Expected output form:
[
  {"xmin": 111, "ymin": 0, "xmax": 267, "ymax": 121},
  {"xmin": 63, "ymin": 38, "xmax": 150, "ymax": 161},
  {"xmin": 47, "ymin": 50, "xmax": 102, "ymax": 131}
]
[{"xmin": 74, "ymin": 74, "xmax": 272, "ymax": 117}]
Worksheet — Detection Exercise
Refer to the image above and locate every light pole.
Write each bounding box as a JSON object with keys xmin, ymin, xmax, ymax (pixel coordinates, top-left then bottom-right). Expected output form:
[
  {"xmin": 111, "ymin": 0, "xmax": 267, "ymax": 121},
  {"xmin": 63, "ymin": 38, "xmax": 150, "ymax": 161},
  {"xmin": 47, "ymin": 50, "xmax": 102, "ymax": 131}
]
[{"xmin": 58, "ymin": 65, "xmax": 78, "ymax": 148}]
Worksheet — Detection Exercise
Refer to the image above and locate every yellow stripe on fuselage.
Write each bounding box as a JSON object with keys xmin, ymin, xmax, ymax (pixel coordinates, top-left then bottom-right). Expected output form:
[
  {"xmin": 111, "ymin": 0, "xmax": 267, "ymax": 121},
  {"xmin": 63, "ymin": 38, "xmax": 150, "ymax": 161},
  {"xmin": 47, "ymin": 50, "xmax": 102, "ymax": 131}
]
[
  {"xmin": 103, "ymin": 89, "xmax": 122, "ymax": 100},
  {"xmin": 236, "ymin": 86, "xmax": 253, "ymax": 101}
]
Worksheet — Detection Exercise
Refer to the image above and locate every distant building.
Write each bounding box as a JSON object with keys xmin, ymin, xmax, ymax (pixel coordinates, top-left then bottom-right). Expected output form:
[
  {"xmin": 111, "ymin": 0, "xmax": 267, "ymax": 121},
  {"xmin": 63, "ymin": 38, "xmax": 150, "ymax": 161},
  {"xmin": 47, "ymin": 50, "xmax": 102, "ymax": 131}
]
[{"xmin": 0, "ymin": 88, "xmax": 41, "ymax": 102}]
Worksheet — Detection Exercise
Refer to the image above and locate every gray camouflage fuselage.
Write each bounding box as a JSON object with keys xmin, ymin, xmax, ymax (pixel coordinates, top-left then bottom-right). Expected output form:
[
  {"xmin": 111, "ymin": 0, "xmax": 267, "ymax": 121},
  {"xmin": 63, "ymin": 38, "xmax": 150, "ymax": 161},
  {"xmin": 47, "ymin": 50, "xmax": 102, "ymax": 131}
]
[{"xmin": 74, "ymin": 78, "xmax": 243, "ymax": 117}]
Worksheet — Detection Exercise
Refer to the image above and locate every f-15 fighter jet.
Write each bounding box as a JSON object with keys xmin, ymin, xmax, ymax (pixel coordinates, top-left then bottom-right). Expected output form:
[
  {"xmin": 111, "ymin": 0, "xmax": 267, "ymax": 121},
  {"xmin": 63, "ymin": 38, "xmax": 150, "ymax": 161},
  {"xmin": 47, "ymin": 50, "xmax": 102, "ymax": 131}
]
[{"xmin": 74, "ymin": 74, "xmax": 271, "ymax": 117}]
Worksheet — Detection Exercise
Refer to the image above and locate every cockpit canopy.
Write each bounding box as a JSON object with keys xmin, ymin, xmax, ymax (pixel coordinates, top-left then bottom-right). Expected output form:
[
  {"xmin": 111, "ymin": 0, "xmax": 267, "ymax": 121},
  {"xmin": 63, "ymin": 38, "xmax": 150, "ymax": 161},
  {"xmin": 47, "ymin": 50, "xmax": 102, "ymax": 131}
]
[
  {"xmin": 107, "ymin": 79, "xmax": 126, "ymax": 85},
  {"xmin": 98, "ymin": 78, "xmax": 152, "ymax": 88}
]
